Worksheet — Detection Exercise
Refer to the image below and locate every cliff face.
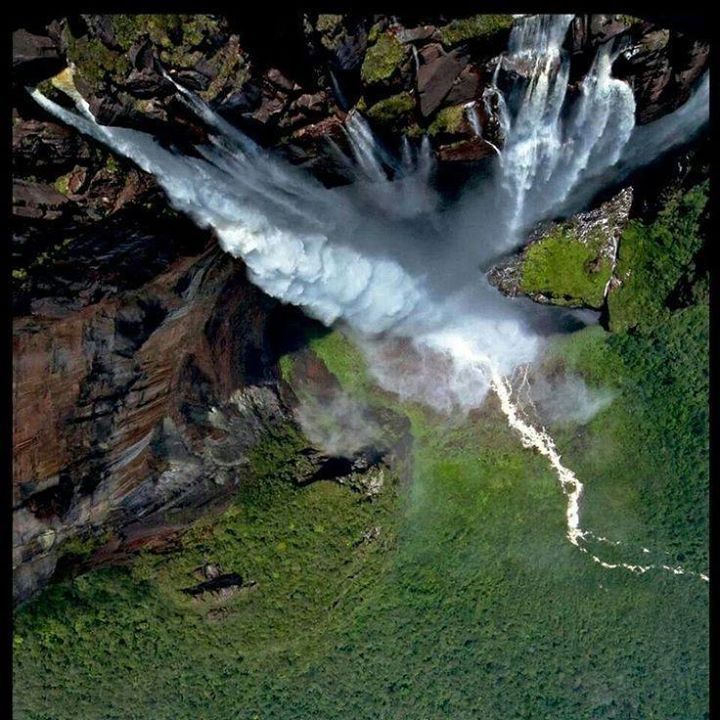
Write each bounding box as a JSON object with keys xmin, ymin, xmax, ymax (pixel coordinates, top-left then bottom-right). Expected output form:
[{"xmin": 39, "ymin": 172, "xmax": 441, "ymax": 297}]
[
  {"xmin": 12, "ymin": 186, "xmax": 290, "ymax": 601},
  {"xmin": 11, "ymin": 13, "xmax": 709, "ymax": 603}
]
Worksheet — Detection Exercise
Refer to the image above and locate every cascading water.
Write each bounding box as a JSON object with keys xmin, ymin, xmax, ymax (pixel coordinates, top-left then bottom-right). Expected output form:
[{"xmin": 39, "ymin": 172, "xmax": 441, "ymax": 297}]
[
  {"xmin": 31, "ymin": 14, "xmax": 709, "ymax": 581},
  {"xmin": 467, "ymin": 13, "xmax": 637, "ymax": 246}
]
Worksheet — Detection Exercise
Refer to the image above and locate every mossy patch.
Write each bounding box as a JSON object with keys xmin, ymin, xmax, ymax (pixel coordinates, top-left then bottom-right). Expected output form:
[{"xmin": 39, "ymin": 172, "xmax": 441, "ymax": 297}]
[
  {"xmin": 111, "ymin": 14, "xmax": 221, "ymax": 54},
  {"xmin": 520, "ymin": 227, "xmax": 612, "ymax": 308},
  {"xmin": 428, "ymin": 104, "xmax": 465, "ymax": 136},
  {"xmin": 65, "ymin": 34, "xmax": 131, "ymax": 87},
  {"xmin": 438, "ymin": 14, "xmax": 514, "ymax": 47},
  {"xmin": 53, "ymin": 173, "xmax": 72, "ymax": 196},
  {"xmin": 360, "ymin": 32, "xmax": 408, "ymax": 85},
  {"xmin": 366, "ymin": 92, "xmax": 416, "ymax": 129}
]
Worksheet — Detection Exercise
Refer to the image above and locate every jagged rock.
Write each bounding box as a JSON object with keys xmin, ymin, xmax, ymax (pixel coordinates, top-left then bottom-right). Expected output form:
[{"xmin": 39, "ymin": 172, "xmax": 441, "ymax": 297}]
[
  {"xmin": 417, "ymin": 48, "xmax": 468, "ymax": 116},
  {"xmin": 567, "ymin": 14, "xmax": 636, "ymax": 54},
  {"xmin": 13, "ymin": 180, "xmax": 71, "ymax": 221},
  {"xmin": 11, "ymin": 197, "xmax": 290, "ymax": 603},
  {"xmin": 444, "ymin": 64, "xmax": 484, "ymax": 105}
]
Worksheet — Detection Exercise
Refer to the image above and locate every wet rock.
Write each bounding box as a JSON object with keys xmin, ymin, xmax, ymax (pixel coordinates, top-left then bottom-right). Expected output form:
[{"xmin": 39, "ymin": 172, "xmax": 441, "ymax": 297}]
[
  {"xmin": 417, "ymin": 48, "xmax": 468, "ymax": 116},
  {"xmin": 567, "ymin": 14, "xmax": 636, "ymax": 55},
  {"xmin": 437, "ymin": 137, "xmax": 497, "ymax": 163},
  {"xmin": 444, "ymin": 64, "xmax": 484, "ymax": 105},
  {"xmin": 13, "ymin": 180, "xmax": 71, "ymax": 221}
]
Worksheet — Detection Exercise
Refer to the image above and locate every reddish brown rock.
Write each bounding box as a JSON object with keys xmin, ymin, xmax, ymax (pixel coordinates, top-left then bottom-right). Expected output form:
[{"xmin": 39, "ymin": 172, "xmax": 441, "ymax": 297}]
[
  {"xmin": 13, "ymin": 180, "xmax": 71, "ymax": 221},
  {"xmin": 437, "ymin": 137, "xmax": 497, "ymax": 163},
  {"xmin": 417, "ymin": 48, "xmax": 468, "ymax": 116},
  {"xmin": 12, "ymin": 217, "xmax": 288, "ymax": 603}
]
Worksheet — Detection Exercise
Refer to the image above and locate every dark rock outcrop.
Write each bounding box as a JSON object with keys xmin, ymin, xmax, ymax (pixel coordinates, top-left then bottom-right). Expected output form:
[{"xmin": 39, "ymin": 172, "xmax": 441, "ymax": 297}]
[{"xmin": 565, "ymin": 14, "xmax": 709, "ymax": 124}]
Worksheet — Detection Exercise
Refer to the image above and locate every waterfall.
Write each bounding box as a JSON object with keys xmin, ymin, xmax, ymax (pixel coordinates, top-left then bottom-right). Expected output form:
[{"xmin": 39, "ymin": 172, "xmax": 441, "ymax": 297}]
[
  {"xmin": 30, "ymin": 14, "xmax": 709, "ymax": 579},
  {"xmin": 492, "ymin": 13, "xmax": 636, "ymax": 241}
]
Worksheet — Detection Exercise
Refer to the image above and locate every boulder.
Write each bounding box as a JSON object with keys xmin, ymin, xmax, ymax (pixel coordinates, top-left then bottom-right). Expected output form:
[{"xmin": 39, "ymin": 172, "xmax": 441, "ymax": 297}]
[{"xmin": 416, "ymin": 48, "xmax": 468, "ymax": 116}]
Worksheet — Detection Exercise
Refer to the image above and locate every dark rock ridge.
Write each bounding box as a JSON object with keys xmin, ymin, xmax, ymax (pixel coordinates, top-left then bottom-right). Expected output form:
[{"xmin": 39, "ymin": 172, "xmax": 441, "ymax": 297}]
[
  {"xmin": 13, "ymin": 14, "xmax": 708, "ymax": 185},
  {"xmin": 11, "ymin": 13, "xmax": 708, "ymax": 602}
]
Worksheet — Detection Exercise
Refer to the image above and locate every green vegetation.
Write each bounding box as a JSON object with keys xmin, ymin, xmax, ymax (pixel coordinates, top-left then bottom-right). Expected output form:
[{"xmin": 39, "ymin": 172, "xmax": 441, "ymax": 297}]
[
  {"xmin": 608, "ymin": 182, "xmax": 707, "ymax": 331},
  {"xmin": 554, "ymin": 305, "xmax": 708, "ymax": 569},
  {"xmin": 428, "ymin": 104, "xmax": 466, "ymax": 136},
  {"xmin": 366, "ymin": 92, "xmax": 416, "ymax": 130},
  {"xmin": 52, "ymin": 172, "xmax": 72, "ymax": 196},
  {"xmin": 439, "ymin": 14, "xmax": 514, "ymax": 47},
  {"xmin": 65, "ymin": 34, "xmax": 131, "ymax": 86},
  {"xmin": 13, "ymin": 186, "xmax": 708, "ymax": 719},
  {"xmin": 65, "ymin": 15, "xmax": 226, "ymax": 91},
  {"xmin": 520, "ymin": 227, "xmax": 612, "ymax": 307},
  {"xmin": 360, "ymin": 32, "xmax": 408, "ymax": 85},
  {"xmin": 57, "ymin": 531, "xmax": 112, "ymax": 562},
  {"xmin": 110, "ymin": 15, "xmax": 221, "ymax": 54}
]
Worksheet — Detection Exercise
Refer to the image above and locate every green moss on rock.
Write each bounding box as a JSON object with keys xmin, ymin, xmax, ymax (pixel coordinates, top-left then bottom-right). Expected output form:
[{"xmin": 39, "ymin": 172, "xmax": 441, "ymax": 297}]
[
  {"xmin": 66, "ymin": 34, "xmax": 131, "ymax": 87},
  {"xmin": 367, "ymin": 21, "xmax": 385, "ymax": 45},
  {"xmin": 111, "ymin": 14, "xmax": 220, "ymax": 53},
  {"xmin": 361, "ymin": 32, "xmax": 408, "ymax": 85},
  {"xmin": 428, "ymin": 104, "xmax": 465, "ymax": 136},
  {"xmin": 53, "ymin": 173, "xmax": 72, "ymax": 196},
  {"xmin": 366, "ymin": 92, "xmax": 416, "ymax": 129},
  {"xmin": 520, "ymin": 227, "xmax": 612, "ymax": 308},
  {"xmin": 316, "ymin": 14, "xmax": 343, "ymax": 35},
  {"xmin": 438, "ymin": 14, "xmax": 514, "ymax": 47}
]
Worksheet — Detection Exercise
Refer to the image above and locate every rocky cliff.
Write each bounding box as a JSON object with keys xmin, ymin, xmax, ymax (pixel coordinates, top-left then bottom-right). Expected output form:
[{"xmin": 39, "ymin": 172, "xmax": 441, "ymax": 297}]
[{"xmin": 11, "ymin": 13, "xmax": 709, "ymax": 603}]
